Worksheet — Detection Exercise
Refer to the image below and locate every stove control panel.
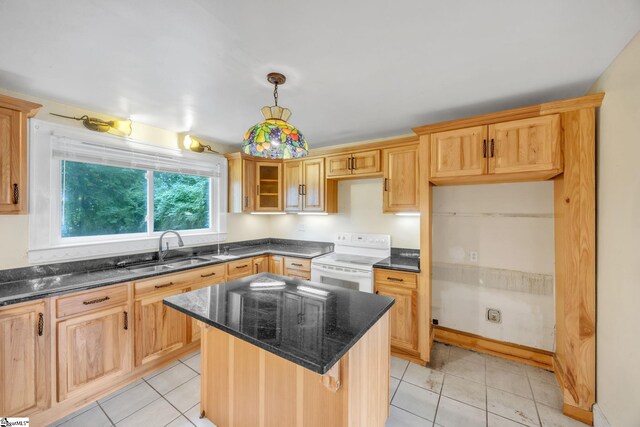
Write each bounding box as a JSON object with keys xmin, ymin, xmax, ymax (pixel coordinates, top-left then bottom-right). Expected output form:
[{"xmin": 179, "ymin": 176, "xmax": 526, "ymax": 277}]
[{"xmin": 334, "ymin": 233, "xmax": 391, "ymax": 250}]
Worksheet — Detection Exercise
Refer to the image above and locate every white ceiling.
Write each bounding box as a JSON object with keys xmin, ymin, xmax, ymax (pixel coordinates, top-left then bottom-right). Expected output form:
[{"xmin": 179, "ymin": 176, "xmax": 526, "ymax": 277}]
[{"xmin": 0, "ymin": 1, "xmax": 638, "ymax": 148}]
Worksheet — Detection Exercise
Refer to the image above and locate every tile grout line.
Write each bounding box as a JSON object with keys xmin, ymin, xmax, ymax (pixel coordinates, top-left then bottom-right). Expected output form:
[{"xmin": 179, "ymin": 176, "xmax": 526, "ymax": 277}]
[
  {"xmin": 485, "ymin": 357, "xmax": 489, "ymax": 427},
  {"xmin": 524, "ymin": 369, "xmax": 543, "ymax": 427},
  {"xmin": 96, "ymin": 400, "xmax": 117, "ymax": 427},
  {"xmin": 143, "ymin": 377, "xmax": 196, "ymax": 425}
]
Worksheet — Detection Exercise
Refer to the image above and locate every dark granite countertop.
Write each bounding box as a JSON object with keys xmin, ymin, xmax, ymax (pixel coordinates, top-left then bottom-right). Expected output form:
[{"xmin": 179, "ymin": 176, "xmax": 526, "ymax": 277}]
[
  {"xmin": 374, "ymin": 248, "xmax": 420, "ymax": 273},
  {"xmin": 0, "ymin": 239, "xmax": 332, "ymax": 307},
  {"xmin": 164, "ymin": 273, "xmax": 394, "ymax": 374}
]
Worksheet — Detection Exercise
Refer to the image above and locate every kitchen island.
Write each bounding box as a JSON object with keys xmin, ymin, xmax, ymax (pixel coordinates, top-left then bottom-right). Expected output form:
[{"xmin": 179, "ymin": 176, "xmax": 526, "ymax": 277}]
[{"xmin": 164, "ymin": 273, "xmax": 394, "ymax": 427}]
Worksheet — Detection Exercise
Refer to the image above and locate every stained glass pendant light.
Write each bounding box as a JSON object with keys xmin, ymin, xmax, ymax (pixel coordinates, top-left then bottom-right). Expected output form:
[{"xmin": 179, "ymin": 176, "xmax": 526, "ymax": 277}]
[{"xmin": 242, "ymin": 73, "xmax": 308, "ymax": 159}]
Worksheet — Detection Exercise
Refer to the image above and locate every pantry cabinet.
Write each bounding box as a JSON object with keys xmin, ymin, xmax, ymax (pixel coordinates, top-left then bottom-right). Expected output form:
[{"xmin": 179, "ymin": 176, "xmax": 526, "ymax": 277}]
[
  {"xmin": 374, "ymin": 269, "xmax": 419, "ymax": 355},
  {"xmin": 383, "ymin": 144, "xmax": 420, "ymax": 213},
  {"xmin": 0, "ymin": 300, "xmax": 49, "ymax": 416},
  {"xmin": 0, "ymin": 94, "xmax": 41, "ymax": 214}
]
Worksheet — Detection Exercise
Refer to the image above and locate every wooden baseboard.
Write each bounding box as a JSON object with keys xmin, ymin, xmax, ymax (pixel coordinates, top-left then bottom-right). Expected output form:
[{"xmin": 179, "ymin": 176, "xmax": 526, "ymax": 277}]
[
  {"xmin": 563, "ymin": 403, "xmax": 593, "ymax": 426},
  {"xmin": 553, "ymin": 355, "xmax": 565, "ymax": 390},
  {"xmin": 391, "ymin": 349, "xmax": 426, "ymax": 366},
  {"xmin": 434, "ymin": 326, "xmax": 553, "ymax": 370}
]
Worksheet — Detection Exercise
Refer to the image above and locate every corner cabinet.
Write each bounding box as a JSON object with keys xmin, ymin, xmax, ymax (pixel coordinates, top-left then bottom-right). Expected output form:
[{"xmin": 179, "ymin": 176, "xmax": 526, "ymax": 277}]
[
  {"xmin": 383, "ymin": 144, "xmax": 420, "ymax": 213},
  {"xmin": 0, "ymin": 95, "xmax": 42, "ymax": 214},
  {"xmin": 428, "ymin": 115, "xmax": 563, "ymax": 185},
  {"xmin": 0, "ymin": 300, "xmax": 50, "ymax": 417}
]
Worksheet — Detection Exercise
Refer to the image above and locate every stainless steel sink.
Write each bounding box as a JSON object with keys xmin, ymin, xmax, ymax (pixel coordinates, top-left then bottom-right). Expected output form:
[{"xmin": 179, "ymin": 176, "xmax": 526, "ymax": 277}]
[
  {"xmin": 127, "ymin": 264, "xmax": 174, "ymax": 274},
  {"xmin": 206, "ymin": 254, "xmax": 238, "ymax": 261},
  {"xmin": 165, "ymin": 258, "xmax": 209, "ymax": 268}
]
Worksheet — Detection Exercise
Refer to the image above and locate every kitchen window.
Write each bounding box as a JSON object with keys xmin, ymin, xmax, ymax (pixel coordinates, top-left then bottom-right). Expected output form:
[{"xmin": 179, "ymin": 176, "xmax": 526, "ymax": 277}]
[{"xmin": 29, "ymin": 120, "xmax": 228, "ymax": 263}]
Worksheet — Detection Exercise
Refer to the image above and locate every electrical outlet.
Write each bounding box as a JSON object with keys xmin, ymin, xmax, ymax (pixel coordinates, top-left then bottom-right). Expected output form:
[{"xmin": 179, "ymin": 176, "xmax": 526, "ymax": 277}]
[
  {"xmin": 469, "ymin": 250, "xmax": 478, "ymax": 262},
  {"xmin": 487, "ymin": 308, "xmax": 501, "ymax": 323},
  {"xmin": 297, "ymin": 223, "xmax": 305, "ymax": 232},
  {"xmin": 432, "ymin": 319, "xmax": 439, "ymax": 326}
]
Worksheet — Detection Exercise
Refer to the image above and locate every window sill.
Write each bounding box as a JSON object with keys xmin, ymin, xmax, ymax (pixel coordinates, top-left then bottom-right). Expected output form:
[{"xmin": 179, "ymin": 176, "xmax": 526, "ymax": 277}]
[{"xmin": 28, "ymin": 232, "xmax": 228, "ymax": 264}]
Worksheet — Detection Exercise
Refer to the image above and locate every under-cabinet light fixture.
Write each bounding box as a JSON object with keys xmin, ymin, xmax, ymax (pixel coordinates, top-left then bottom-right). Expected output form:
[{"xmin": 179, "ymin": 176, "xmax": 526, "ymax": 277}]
[
  {"xmin": 297, "ymin": 212, "xmax": 329, "ymax": 216},
  {"xmin": 50, "ymin": 113, "xmax": 132, "ymax": 136},
  {"xmin": 395, "ymin": 212, "xmax": 421, "ymax": 217},
  {"xmin": 250, "ymin": 212, "xmax": 287, "ymax": 215}
]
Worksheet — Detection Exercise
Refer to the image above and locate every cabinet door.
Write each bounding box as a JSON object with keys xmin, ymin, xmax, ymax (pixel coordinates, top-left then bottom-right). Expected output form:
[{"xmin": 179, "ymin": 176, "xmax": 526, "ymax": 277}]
[
  {"xmin": 269, "ymin": 255, "xmax": 284, "ymax": 275},
  {"xmin": 325, "ymin": 153, "xmax": 353, "ymax": 178},
  {"xmin": 383, "ymin": 145, "xmax": 419, "ymax": 213},
  {"xmin": 134, "ymin": 291, "xmax": 187, "ymax": 366},
  {"xmin": 0, "ymin": 301, "xmax": 49, "ymax": 416},
  {"xmin": 300, "ymin": 298, "xmax": 324, "ymax": 354},
  {"xmin": 375, "ymin": 284, "xmax": 418, "ymax": 353},
  {"xmin": 255, "ymin": 162, "xmax": 282, "ymax": 211},
  {"xmin": 488, "ymin": 115, "xmax": 562, "ymax": 175},
  {"xmin": 352, "ymin": 150, "xmax": 381, "ymax": 175},
  {"xmin": 281, "ymin": 293, "xmax": 302, "ymax": 346},
  {"xmin": 253, "ymin": 256, "xmax": 269, "ymax": 274},
  {"xmin": 430, "ymin": 126, "xmax": 487, "ymax": 179},
  {"xmin": 242, "ymin": 159, "xmax": 256, "ymax": 212},
  {"xmin": 284, "ymin": 161, "xmax": 303, "ymax": 212},
  {"xmin": 0, "ymin": 107, "xmax": 25, "ymax": 214},
  {"xmin": 302, "ymin": 158, "xmax": 325, "ymax": 211},
  {"xmin": 57, "ymin": 304, "xmax": 130, "ymax": 401}
]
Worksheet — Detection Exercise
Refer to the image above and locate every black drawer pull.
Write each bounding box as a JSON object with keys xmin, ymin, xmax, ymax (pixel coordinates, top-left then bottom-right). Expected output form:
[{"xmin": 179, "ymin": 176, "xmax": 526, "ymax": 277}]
[
  {"xmin": 154, "ymin": 282, "xmax": 175, "ymax": 289},
  {"xmin": 482, "ymin": 139, "xmax": 487, "ymax": 158},
  {"xmin": 386, "ymin": 277, "xmax": 404, "ymax": 282},
  {"xmin": 201, "ymin": 272, "xmax": 217, "ymax": 278},
  {"xmin": 235, "ymin": 265, "xmax": 248, "ymax": 269},
  {"xmin": 37, "ymin": 313, "xmax": 44, "ymax": 336},
  {"xmin": 123, "ymin": 311, "xmax": 128, "ymax": 330},
  {"xmin": 83, "ymin": 296, "xmax": 110, "ymax": 305},
  {"xmin": 291, "ymin": 263, "xmax": 303, "ymax": 267}
]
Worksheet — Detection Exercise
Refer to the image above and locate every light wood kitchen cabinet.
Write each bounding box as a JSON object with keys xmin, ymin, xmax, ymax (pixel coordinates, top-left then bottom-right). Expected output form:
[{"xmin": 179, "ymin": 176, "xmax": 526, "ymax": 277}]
[
  {"xmin": 243, "ymin": 159, "xmax": 256, "ymax": 212},
  {"xmin": 134, "ymin": 288, "xmax": 188, "ymax": 366},
  {"xmin": 226, "ymin": 258, "xmax": 254, "ymax": 279},
  {"xmin": 228, "ymin": 157, "xmax": 256, "ymax": 213},
  {"xmin": 326, "ymin": 150, "xmax": 381, "ymax": 178},
  {"xmin": 269, "ymin": 255, "xmax": 284, "ymax": 275},
  {"xmin": 374, "ymin": 269, "xmax": 419, "ymax": 355},
  {"xmin": 430, "ymin": 125, "xmax": 487, "ymax": 179},
  {"xmin": 57, "ymin": 303, "xmax": 131, "ymax": 401},
  {"xmin": 383, "ymin": 144, "xmax": 420, "ymax": 213},
  {"xmin": 284, "ymin": 256, "xmax": 311, "ymax": 279},
  {"xmin": 253, "ymin": 256, "xmax": 269, "ymax": 274},
  {"xmin": 284, "ymin": 158, "xmax": 336, "ymax": 213},
  {"xmin": 0, "ymin": 300, "xmax": 49, "ymax": 416},
  {"xmin": 0, "ymin": 95, "xmax": 41, "ymax": 214},
  {"xmin": 488, "ymin": 115, "xmax": 562, "ymax": 175},
  {"xmin": 255, "ymin": 162, "xmax": 282, "ymax": 211}
]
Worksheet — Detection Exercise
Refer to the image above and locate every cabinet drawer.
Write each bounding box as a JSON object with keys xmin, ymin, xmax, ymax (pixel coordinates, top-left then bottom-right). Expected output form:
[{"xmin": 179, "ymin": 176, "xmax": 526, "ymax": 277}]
[
  {"xmin": 194, "ymin": 264, "xmax": 226, "ymax": 284},
  {"xmin": 57, "ymin": 285, "xmax": 128, "ymax": 318},
  {"xmin": 227, "ymin": 258, "xmax": 253, "ymax": 278},
  {"xmin": 134, "ymin": 273, "xmax": 192, "ymax": 297},
  {"xmin": 286, "ymin": 270, "xmax": 311, "ymax": 280},
  {"xmin": 284, "ymin": 257, "xmax": 310, "ymax": 272},
  {"xmin": 374, "ymin": 269, "xmax": 417, "ymax": 289}
]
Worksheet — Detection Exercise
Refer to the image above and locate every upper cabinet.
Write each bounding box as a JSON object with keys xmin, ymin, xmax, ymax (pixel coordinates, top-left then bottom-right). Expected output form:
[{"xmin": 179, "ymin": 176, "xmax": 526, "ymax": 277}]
[
  {"xmin": 229, "ymin": 157, "xmax": 282, "ymax": 213},
  {"xmin": 284, "ymin": 158, "xmax": 337, "ymax": 213},
  {"xmin": 0, "ymin": 94, "xmax": 41, "ymax": 214},
  {"xmin": 255, "ymin": 162, "xmax": 283, "ymax": 211},
  {"xmin": 326, "ymin": 149, "xmax": 381, "ymax": 178},
  {"xmin": 428, "ymin": 115, "xmax": 562, "ymax": 185},
  {"xmin": 383, "ymin": 144, "xmax": 420, "ymax": 213}
]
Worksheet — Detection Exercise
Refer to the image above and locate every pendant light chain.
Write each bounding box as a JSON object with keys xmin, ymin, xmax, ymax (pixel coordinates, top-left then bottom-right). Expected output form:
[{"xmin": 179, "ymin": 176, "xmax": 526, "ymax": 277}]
[{"xmin": 273, "ymin": 82, "xmax": 279, "ymax": 106}]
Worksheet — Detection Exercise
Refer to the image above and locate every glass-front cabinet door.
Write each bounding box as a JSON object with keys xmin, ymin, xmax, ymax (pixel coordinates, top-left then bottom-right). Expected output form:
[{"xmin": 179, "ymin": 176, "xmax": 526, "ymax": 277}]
[{"xmin": 255, "ymin": 162, "xmax": 282, "ymax": 211}]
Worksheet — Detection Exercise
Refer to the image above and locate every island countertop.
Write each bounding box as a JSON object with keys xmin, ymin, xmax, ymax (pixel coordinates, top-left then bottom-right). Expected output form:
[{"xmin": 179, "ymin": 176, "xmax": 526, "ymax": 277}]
[{"xmin": 163, "ymin": 273, "xmax": 394, "ymax": 375}]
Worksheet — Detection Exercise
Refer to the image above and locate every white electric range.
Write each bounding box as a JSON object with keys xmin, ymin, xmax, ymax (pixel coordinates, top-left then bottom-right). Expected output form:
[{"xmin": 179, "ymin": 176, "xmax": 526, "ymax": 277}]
[{"xmin": 311, "ymin": 233, "xmax": 391, "ymax": 293}]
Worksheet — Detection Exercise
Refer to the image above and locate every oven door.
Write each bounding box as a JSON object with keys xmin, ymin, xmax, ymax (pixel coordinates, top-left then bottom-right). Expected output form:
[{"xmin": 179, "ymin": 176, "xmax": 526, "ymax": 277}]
[{"xmin": 310, "ymin": 263, "xmax": 373, "ymax": 293}]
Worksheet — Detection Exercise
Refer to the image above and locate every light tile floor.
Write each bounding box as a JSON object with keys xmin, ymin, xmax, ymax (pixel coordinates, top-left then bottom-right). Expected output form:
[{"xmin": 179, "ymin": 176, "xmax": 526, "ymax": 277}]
[{"xmin": 49, "ymin": 344, "xmax": 587, "ymax": 427}]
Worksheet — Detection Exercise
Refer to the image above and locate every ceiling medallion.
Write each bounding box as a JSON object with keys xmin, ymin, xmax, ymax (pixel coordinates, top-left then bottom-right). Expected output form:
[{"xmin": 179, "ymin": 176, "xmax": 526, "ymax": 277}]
[{"xmin": 242, "ymin": 72, "xmax": 308, "ymax": 159}]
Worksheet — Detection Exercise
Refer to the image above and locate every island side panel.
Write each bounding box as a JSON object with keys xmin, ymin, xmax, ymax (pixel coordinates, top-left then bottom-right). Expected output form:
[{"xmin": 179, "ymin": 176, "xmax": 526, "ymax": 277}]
[{"xmin": 199, "ymin": 312, "xmax": 391, "ymax": 427}]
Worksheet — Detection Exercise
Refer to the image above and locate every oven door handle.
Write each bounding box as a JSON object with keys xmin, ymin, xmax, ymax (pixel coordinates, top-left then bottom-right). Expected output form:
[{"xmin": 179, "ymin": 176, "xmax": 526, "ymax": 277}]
[{"xmin": 311, "ymin": 265, "xmax": 371, "ymax": 279}]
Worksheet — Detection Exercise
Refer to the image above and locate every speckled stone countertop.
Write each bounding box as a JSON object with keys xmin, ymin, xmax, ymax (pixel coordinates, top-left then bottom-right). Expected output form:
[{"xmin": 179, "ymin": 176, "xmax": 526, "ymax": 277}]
[
  {"xmin": 0, "ymin": 238, "xmax": 332, "ymax": 307},
  {"xmin": 374, "ymin": 248, "xmax": 420, "ymax": 273},
  {"xmin": 164, "ymin": 273, "xmax": 394, "ymax": 374}
]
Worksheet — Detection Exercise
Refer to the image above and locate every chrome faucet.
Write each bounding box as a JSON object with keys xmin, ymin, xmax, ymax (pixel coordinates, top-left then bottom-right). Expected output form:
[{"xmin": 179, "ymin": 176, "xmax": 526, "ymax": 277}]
[{"xmin": 158, "ymin": 230, "xmax": 184, "ymax": 262}]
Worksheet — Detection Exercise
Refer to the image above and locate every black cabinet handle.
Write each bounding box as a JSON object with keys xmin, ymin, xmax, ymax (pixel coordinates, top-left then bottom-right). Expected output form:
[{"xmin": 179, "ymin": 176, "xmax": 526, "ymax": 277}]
[
  {"xmin": 236, "ymin": 264, "xmax": 248, "ymax": 269},
  {"xmin": 244, "ymin": 195, "xmax": 248, "ymax": 208},
  {"xmin": 302, "ymin": 185, "xmax": 306, "ymax": 196},
  {"xmin": 154, "ymin": 282, "xmax": 175, "ymax": 289},
  {"xmin": 83, "ymin": 296, "xmax": 110, "ymax": 305},
  {"xmin": 482, "ymin": 139, "xmax": 487, "ymax": 158},
  {"xmin": 384, "ymin": 178, "xmax": 389, "ymax": 191},
  {"xmin": 387, "ymin": 277, "xmax": 404, "ymax": 282},
  {"xmin": 124, "ymin": 311, "xmax": 128, "ymax": 330},
  {"xmin": 201, "ymin": 272, "xmax": 217, "ymax": 278},
  {"xmin": 490, "ymin": 138, "xmax": 495, "ymax": 157},
  {"xmin": 12, "ymin": 184, "xmax": 19, "ymax": 205},
  {"xmin": 375, "ymin": 290, "xmax": 379, "ymax": 295},
  {"xmin": 37, "ymin": 313, "xmax": 44, "ymax": 336},
  {"xmin": 298, "ymin": 184, "xmax": 303, "ymax": 195}
]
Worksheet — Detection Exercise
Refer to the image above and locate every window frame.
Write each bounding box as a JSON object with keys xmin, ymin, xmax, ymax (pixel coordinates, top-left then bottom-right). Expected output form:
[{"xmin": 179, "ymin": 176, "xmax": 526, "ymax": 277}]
[{"xmin": 29, "ymin": 120, "xmax": 228, "ymax": 264}]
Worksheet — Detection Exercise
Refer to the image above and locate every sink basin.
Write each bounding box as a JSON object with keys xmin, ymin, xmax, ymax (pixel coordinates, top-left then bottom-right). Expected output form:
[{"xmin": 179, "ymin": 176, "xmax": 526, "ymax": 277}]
[
  {"xmin": 207, "ymin": 254, "xmax": 238, "ymax": 261},
  {"xmin": 128, "ymin": 264, "xmax": 174, "ymax": 274},
  {"xmin": 165, "ymin": 258, "xmax": 209, "ymax": 268}
]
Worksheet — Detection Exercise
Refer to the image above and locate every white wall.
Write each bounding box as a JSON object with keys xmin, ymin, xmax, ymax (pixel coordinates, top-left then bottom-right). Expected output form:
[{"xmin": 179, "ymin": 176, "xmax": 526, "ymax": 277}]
[
  {"xmin": 269, "ymin": 179, "xmax": 420, "ymax": 248},
  {"xmin": 432, "ymin": 182, "xmax": 555, "ymax": 350},
  {"xmin": 589, "ymin": 31, "xmax": 640, "ymax": 427}
]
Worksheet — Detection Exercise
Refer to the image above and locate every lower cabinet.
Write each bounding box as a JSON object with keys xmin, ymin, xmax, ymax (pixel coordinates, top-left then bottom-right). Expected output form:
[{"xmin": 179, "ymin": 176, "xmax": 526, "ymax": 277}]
[
  {"xmin": 57, "ymin": 304, "xmax": 131, "ymax": 401},
  {"xmin": 374, "ymin": 269, "xmax": 419, "ymax": 355},
  {"xmin": 253, "ymin": 256, "xmax": 269, "ymax": 274},
  {"xmin": 269, "ymin": 255, "xmax": 284, "ymax": 275},
  {"xmin": 0, "ymin": 300, "xmax": 49, "ymax": 416},
  {"xmin": 134, "ymin": 289, "xmax": 188, "ymax": 366},
  {"xmin": 283, "ymin": 256, "xmax": 311, "ymax": 279}
]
